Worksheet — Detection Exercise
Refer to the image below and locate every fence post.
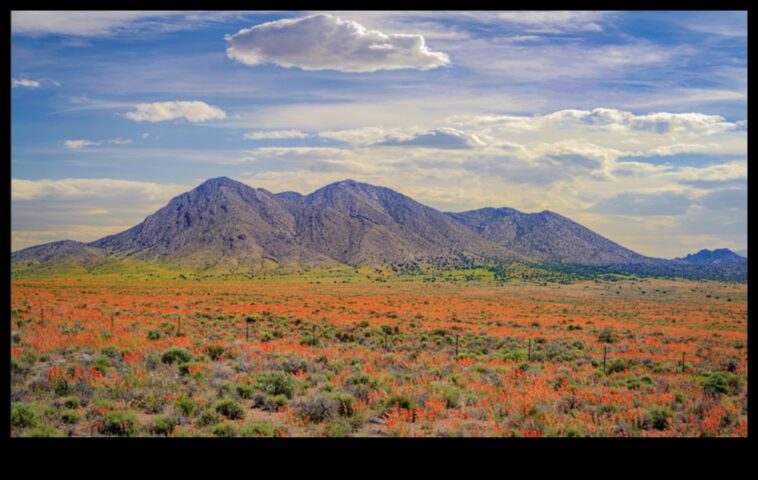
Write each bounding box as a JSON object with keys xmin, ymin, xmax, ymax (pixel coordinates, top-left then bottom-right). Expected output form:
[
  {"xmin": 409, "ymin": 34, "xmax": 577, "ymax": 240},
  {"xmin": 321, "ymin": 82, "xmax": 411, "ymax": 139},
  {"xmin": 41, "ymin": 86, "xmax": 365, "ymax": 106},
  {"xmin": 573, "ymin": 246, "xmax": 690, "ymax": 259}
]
[
  {"xmin": 41, "ymin": 307, "xmax": 45, "ymax": 326},
  {"xmin": 312, "ymin": 323, "xmax": 317, "ymax": 346},
  {"xmin": 455, "ymin": 334, "xmax": 459, "ymax": 357},
  {"xmin": 528, "ymin": 338, "xmax": 532, "ymax": 361},
  {"xmin": 177, "ymin": 315, "xmax": 181, "ymax": 337},
  {"xmin": 111, "ymin": 312, "xmax": 115, "ymax": 333},
  {"xmin": 681, "ymin": 352, "xmax": 685, "ymax": 372}
]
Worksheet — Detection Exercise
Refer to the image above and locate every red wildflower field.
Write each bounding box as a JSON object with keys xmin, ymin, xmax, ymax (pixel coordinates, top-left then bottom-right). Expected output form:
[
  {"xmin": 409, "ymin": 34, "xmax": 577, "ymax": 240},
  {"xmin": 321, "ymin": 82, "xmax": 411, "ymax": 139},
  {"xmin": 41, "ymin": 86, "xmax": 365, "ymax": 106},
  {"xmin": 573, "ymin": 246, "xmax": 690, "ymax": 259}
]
[{"xmin": 10, "ymin": 272, "xmax": 747, "ymax": 437}]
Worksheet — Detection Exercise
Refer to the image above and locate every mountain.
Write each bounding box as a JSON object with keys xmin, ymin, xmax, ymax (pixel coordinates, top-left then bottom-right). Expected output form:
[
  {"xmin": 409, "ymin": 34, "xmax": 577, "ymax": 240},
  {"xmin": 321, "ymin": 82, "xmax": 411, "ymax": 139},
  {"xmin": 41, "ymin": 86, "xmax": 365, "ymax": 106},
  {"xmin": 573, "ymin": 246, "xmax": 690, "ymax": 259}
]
[
  {"xmin": 90, "ymin": 177, "xmax": 333, "ymax": 270},
  {"xmin": 10, "ymin": 177, "xmax": 747, "ymax": 281},
  {"xmin": 285, "ymin": 180, "xmax": 520, "ymax": 265},
  {"xmin": 447, "ymin": 207, "xmax": 655, "ymax": 266},
  {"xmin": 675, "ymin": 248, "xmax": 747, "ymax": 266},
  {"xmin": 736, "ymin": 249, "xmax": 747, "ymax": 258}
]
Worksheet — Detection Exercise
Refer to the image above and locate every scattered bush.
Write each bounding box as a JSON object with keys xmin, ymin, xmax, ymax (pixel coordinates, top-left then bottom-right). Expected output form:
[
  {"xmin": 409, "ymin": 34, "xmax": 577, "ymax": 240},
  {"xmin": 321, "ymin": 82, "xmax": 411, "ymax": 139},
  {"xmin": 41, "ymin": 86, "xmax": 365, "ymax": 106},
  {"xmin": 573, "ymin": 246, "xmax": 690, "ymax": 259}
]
[
  {"xmin": 254, "ymin": 372, "xmax": 297, "ymax": 399},
  {"xmin": 11, "ymin": 403, "xmax": 37, "ymax": 429},
  {"xmin": 215, "ymin": 399, "xmax": 245, "ymax": 420},
  {"xmin": 643, "ymin": 406, "xmax": 674, "ymax": 431},
  {"xmin": 292, "ymin": 395, "xmax": 339, "ymax": 423},
  {"xmin": 98, "ymin": 410, "xmax": 137, "ymax": 436},
  {"xmin": 240, "ymin": 422, "xmax": 282, "ymax": 437},
  {"xmin": 151, "ymin": 415, "xmax": 178, "ymax": 436},
  {"xmin": 161, "ymin": 347, "xmax": 193, "ymax": 364}
]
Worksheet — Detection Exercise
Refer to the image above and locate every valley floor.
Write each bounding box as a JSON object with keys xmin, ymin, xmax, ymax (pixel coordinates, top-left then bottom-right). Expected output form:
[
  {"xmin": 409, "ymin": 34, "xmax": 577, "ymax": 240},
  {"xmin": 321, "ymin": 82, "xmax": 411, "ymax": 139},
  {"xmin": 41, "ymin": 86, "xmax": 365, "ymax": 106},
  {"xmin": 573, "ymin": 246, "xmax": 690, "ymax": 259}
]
[{"xmin": 10, "ymin": 272, "xmax": 748, "ymax": 437}]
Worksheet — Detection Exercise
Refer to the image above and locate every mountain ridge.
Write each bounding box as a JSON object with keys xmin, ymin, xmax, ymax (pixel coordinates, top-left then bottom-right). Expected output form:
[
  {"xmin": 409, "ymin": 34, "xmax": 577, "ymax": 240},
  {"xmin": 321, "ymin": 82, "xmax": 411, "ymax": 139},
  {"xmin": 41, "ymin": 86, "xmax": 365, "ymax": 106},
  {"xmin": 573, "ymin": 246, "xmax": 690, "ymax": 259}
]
[{"xmin": 11, "ymin": 177, "xmax": 747, "ymax": 280}]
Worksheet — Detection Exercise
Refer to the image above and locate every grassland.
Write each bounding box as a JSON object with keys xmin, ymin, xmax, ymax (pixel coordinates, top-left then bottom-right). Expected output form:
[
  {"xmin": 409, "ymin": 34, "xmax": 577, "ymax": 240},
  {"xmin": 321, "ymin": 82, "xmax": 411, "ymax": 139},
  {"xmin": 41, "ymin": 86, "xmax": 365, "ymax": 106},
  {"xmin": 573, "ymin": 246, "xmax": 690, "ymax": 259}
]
[{"xmin": 10, "ymin": 269, "xmax": 747, "ymax": 437}]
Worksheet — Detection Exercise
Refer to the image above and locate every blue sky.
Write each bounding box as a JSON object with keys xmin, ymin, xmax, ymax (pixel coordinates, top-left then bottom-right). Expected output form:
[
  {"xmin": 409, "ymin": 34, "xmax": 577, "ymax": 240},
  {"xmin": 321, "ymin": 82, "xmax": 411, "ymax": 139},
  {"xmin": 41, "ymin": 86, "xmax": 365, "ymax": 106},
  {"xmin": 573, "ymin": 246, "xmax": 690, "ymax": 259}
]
[{"xmin": 11, "ymin": 11, "xmax": 747, "ymax": 257}]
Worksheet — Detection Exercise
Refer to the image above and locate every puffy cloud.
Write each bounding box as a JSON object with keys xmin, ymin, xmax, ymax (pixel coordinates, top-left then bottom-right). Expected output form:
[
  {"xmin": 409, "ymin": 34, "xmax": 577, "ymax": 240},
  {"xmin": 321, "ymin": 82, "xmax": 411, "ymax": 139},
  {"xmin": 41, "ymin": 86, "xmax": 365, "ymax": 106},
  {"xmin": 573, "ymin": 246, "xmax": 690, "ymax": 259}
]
[
  {"xmin": 243, "ymin": 129, "xmax": 310, "ymax": 140},
  {"xmin": 225, "ymin": 14, "xmax": 450, "ymax": 72},
  {"xmin": 11, "ymin": 78, "xmax": 40, "ymax": 88},
  {"xmin": 126, "ymin": 101, "xmax": 226, "ymax": 123}
]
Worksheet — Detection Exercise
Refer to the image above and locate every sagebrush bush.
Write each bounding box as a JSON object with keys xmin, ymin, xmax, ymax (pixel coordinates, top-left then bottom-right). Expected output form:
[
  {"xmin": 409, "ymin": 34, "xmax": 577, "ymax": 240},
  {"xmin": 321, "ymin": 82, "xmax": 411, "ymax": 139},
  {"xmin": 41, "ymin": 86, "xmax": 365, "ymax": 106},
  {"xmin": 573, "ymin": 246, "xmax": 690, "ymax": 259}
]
[
  {"xmin": 151, "ymin": 415, "xmax": 178, "ymax": 436},
  {"xmin": 213, "ymin": 422, "xmax": 237, "ymax": 437},
  {"xmin": 215, "ymin": 399, "xmax": 245, "ymax": 420},
  {"xmin": 254, "ymin": 371, "xmax": 297, "ymax": 399},
  {"xmin": 240, "ymin": 422, "xmax": 282, "ymax": 437},
  {"xmin": 11, "ymin": 403, "xmax": 37, "ymax": 429},
  {"xmin": 643, "ymin": 406, "xmax": 674, "ymax": 431},
  {"xmin": 161, "ymin": 347, "xmax": 193, "ymax": 364},
  {"xmin": 292, "ymin": 394, "xmax": 339, "ymax": 423},
  {"xmin": 98, "ymin": 410, "xmax": 137, "ymax": 436}
]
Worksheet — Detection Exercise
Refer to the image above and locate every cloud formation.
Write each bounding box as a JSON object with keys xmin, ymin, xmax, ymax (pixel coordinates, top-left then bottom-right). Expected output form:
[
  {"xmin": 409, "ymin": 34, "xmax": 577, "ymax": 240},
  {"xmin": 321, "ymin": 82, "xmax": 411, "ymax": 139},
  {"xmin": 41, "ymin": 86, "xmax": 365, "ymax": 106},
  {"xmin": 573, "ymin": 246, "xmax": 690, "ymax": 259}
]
[
  {"xmin": 377, "ymin": 128, "xmax": 484, "ymax": 149},
  {"xmin": 63, "ymin": 138, "xmax": 132, "ymax": 149},
  {"xmin": 126, "ymin": 101, "xmax": 226, "ymax": 123},
  {"xmin": 225, "ymin": 14, "xmax": 450, "ymax": 72},
  {"xmin": 12, "ymin": 78, "xmax": 41, "ymax": 88},
  {"xmin": 244, "ymin": 130, "xmax": 310, "ymax": 140}
]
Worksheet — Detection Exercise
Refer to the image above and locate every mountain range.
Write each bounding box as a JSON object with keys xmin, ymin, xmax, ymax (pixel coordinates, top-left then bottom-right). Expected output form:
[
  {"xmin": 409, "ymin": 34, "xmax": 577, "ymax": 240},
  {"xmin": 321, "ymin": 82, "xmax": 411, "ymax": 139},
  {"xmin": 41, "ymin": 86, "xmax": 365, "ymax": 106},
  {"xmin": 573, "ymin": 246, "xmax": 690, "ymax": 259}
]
[{"xmin": 11, "ymin": 177, "xmax": 747, "ymax": 281}]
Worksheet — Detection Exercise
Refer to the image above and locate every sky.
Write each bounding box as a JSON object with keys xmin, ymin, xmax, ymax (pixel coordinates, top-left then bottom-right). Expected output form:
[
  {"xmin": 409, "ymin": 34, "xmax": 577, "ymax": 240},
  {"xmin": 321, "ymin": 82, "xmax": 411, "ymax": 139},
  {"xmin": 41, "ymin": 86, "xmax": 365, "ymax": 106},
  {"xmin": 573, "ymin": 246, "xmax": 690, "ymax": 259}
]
[{"xmin": 11, "ymin": 10, "xmax": 747, "ymax": 258}]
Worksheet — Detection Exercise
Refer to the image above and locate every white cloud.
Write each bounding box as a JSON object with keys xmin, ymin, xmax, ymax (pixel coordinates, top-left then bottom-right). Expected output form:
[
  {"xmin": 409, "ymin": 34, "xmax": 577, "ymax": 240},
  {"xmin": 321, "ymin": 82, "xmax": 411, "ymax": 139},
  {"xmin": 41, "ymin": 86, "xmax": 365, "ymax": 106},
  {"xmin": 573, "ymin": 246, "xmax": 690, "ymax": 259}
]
[
  {"xmin": 63, "ymin": 140, "xmax": 97, "ymax": 150},
  {"xmin": 377, "ymin": 128, "xmax": 485, "ymax": 149},
  {"xmin": 63, "ymin": 138, "xmax": 133, "ymax": 149},
  {"xmin": 11, "ymin": 78, "xmax": 41, "ymax": 88},
  {"xmin": 11, "ymin": 177, "xmax": 184, "ymax": 201},
  {"xmin": 243, "ymin": 129, "xmax": 310, "ymax": 140},
  {"xmin": 11, "ymin": 11, "xmax": 248, "ymax": 37},
  {"xmin": 319, "ymin": 126, "xmax": 484, "ymax": 149},
  {"xmin": 225, "ymin": 13, "xmax": 450, "ymax": 72},
  {"xmin": 126, "ymin": 101, "xmax": 227, "ymax": 123},
  {"xmin": 477, "ymin": 11, "xmax": 610, "ymax": 32}
]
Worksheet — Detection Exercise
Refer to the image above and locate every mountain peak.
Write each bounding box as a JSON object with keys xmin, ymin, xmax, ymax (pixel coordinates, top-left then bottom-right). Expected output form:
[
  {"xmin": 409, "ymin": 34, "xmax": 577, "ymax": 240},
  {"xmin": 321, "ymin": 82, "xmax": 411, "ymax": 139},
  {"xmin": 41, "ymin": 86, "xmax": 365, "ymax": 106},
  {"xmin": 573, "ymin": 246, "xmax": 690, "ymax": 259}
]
[
  {"xmin": 195, "ymin": 176, "xmax": 246, "ymax": 190},
  {"xmin": 676, "ymin": 248, "xmax": 746, "ymax": 265}
]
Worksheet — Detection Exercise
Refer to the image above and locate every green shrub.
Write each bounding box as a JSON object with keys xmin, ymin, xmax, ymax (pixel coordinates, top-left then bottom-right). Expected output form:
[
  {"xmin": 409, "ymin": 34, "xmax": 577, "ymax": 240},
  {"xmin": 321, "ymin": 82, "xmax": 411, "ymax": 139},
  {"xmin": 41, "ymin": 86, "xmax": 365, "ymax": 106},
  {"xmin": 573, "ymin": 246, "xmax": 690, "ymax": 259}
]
[
  {"xmin": 240, "ymin": 422, "xmax": 281, "ymax": 437},
  {"xmin": 175, "ymin": 398, "xmax": 197, "ymax": 417},
  {"xmin": 11, "ymin": 403, "xmax": 37, "ymax": 429},
  {"xmin": 196, "ymin": 409, "xmax": 220, "ymax": 427},
  {"xmin": 332, "ymin": 393, "xmax": 355, "ymax": 417},
  {"xmin": 607, "ymin": 358, "xmax": 628, "ymax": 374},
  {"xmin": 151, "ymin": 415, "xmax": 178, "ymax": 436},
  {"xmin": 703, "ymin": 372, "xmax": 741, "ymax": 396},
  {"xmin": 98, "ymin": 410, "xmax": 137, "ymax": 436},
  {"xmin": 254, "ymin": 372, "xmax": 297, "ymax": 399},
  {"xmin": 643, "ymin": 406, "xmax": 674, "ymax": 431},
  {"xmin": 236, "ymin": 384, "xmax": 255, "ymax": 399},
  {"xmin": 207, "ymin": 345, "xmax": 225, "ymax": 361},
  {"xmin": 213, "ymin": 422, "xmax": 237, "ymax": 437},
  {"xmin": 63, "ymin": 396, "xmax": 81, "ymax": 409},
  {"xmin": 60, "ymin": 410, "xmax": 81, "ymax": 424},
  {"xmin": 147, "ymin": 329, "xmax": 164, "ymax": 340},
  {"xmin": 161, "ymin": 347, "xmax": 193, "ymax": 364},
  {"xmin": 93, "ymin": 355, "xmax": 111, "ymax": 374},
  {"xmin": 215, "ymin": 399, "xmax": 245, "ymax": 420}
]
